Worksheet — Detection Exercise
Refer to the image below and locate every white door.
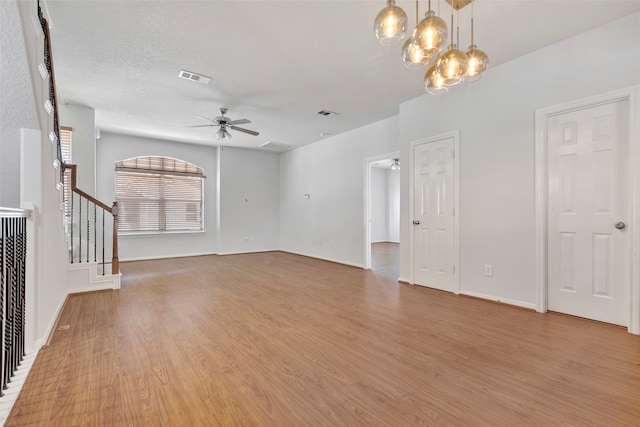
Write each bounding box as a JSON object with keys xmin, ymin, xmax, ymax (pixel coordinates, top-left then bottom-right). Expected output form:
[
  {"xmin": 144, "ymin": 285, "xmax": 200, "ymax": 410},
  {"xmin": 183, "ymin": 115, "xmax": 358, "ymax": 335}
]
[
  {"xmin": 547, "ymin": 99, "xmax": 629, "ymax": 326},
  {"xmin": 413, "ymin": 138, "xmax": 455, "ymax": 292}
]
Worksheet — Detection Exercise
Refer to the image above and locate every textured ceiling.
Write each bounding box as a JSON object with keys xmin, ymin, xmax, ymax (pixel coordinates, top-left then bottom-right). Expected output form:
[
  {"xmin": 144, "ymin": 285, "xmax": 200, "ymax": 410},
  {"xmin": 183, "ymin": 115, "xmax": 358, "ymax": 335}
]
[
  {"xmin": 1, "ymin": 0, "xmax": 39, "ymax": 207},
  {"xmin": 43, "ymin": 0, "xmax": 640, "ymax": 150}
]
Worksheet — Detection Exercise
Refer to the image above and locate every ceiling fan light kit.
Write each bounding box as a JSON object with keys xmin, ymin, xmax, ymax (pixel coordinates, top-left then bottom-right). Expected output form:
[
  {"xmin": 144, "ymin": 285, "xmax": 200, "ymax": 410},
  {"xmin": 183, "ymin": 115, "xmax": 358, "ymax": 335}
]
[
  {"xmin": 216, "ymin": 128, "xmax": 231, "ymax": 140},
  {"xmin": 374, "ymin": 0, "xmax": 489, "ymax": 95}
]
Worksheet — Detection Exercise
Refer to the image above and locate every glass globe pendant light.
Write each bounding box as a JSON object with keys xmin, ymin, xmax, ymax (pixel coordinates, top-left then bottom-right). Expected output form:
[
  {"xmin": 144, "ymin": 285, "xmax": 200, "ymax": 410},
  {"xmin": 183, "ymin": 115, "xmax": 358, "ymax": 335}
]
[
  {"xmin": 464, "ymin": 6, "xmax": 489, "ymax": 82},
  {"xmin": 401, "ymin": 1, "xmax": 429, "ymax": 69},
  {"xmin": 424, "ymin": 61, "xmax": 448, "ymax": 95},
  {"xmin": 412, "ymin": 0, "xmax": 448, "ymax": 62},
  {"xmin": 436, "ymin": 13, "xmax": 468, "ymax": 86},
  {"xmin": 374, "ymin": 0, "xmax": 408, "ymax": 45},
  {"xmin": 401, "ymin": 35, "xmax": 429, "ymax": 68},
  {"xmin": 466, "ymin": 45, "xmax": 489, "ymax": 82}
]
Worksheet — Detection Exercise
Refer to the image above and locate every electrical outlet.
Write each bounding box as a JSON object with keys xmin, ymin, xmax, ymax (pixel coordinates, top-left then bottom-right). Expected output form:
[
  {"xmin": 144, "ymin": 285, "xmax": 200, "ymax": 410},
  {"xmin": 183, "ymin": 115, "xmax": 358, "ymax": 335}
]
[{"xmin": 484, "ymin": 264, "xmax": 493, "ymax": 277}]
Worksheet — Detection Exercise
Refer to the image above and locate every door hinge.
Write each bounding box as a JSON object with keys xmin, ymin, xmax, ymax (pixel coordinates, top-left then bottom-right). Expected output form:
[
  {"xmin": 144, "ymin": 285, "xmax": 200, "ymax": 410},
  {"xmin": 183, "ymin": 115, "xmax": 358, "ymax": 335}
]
[{"xmin": 453, "ymin": 265, "xmax": 456, "ymax": 274}]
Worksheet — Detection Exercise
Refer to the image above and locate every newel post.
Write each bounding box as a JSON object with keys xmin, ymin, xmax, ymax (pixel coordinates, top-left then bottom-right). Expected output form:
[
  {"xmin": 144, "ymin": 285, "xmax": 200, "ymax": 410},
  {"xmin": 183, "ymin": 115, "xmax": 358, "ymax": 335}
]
[{"xmin": 111, "ymin": 201, "xmax": 119, "ymax": 275}]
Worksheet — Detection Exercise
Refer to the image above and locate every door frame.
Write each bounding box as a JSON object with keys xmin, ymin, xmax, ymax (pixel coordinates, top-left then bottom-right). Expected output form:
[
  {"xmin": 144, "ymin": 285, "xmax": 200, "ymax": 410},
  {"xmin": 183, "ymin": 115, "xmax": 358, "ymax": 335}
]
[
  {"xmin": 363, "ymin": 151, "xmax": 400, "ymax": 271},
  {"xmin": 408, "ymin": 131, "xmax": 460, "ymax": 292},
  {"xmin": 534, "ymin": 86, "xmax": 640, "ymax": 334}
]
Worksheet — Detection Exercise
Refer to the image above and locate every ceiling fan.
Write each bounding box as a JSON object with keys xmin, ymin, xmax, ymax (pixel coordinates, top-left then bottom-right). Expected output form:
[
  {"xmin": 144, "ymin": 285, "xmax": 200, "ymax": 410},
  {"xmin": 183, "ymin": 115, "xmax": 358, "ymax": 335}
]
[{"xmin": 188, "ymin": 108, "xmax": 259, "ymax": 140}]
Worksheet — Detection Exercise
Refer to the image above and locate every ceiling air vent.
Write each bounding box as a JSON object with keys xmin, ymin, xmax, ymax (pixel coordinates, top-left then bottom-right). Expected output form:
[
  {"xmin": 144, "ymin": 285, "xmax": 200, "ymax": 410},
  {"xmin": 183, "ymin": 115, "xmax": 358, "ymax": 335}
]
[
  {"xmin": 178, "ymin": 70, "xmax": 212, "ymax": 85},
  {"xmin": 260, "ymin": 141, "xmax": 295, "ymax": 152},
  {"xmin": 317, "ymin": 110, "xmax": 338, "ymax": 117}
]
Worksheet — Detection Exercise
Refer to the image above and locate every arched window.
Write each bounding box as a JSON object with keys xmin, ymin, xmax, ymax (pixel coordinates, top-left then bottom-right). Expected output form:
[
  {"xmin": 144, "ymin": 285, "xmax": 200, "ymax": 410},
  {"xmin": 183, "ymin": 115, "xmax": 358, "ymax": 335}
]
[{"xmin": 114, "ymin": 156, "xmax": 205, "ymax": 233}]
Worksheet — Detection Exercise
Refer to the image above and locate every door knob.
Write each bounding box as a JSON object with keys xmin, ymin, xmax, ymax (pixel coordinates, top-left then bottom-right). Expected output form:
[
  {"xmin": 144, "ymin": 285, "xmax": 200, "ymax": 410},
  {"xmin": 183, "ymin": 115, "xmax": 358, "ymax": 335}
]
[
  {"xmin": 412, "ymin": 220, "xmax": 420, "ymax": 225},
  {"xmin": 614, "ymin": 221, "xmax": 626, "ymax": 230}
]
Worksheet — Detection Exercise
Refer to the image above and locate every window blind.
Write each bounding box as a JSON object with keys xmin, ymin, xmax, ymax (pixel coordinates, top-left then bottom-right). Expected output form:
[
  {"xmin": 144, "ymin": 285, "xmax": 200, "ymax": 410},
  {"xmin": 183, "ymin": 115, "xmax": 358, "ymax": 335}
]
[
  {"xmin": 60, "ymin": 126, "xmax": 72, "ymax": 217},
  {"xmin": 60, "ymin": 126, "xmax": 72, "ymax": 162},
  {"xmin": 114, "ymin": 157, "xmax": 205, "ymax": 232}
]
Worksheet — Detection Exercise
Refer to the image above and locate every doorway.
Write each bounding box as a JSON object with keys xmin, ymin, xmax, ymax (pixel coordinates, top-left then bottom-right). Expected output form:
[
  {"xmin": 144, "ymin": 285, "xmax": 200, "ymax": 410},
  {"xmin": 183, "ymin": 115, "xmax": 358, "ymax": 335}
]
[
  {"xmin": 535, "ymin": 87, "xmax": 640, "ymax": 334},
  {"xmin": 364, "ymin": 152, "xmax": 400, "ymax": 279}
]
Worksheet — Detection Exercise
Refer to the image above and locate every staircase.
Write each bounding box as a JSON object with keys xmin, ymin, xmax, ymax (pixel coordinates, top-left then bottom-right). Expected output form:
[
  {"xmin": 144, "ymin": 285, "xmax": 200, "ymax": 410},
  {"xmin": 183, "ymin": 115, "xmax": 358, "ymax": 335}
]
[
  {"xmin": 39, "ymin": 6, "xmax": 120, "ymax": 292},
  {"xmin": 0, "ymin": 4, "xmax": 122, "ymax": 423},
  {"xmin": 63, "ymin": 164, "xmax": 121, "ymax": 292}
]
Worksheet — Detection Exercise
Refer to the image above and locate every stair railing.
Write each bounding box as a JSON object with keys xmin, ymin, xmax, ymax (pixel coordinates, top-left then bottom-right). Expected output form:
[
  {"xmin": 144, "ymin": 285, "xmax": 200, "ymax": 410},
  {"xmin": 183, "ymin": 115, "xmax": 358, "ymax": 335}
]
[
  {"xmin": 0, "ymin": 208, "xmax": 31, "ymax": 396},
  {"xmin": 62, "ymin": 165, "xmax": 119, "ymax": 275},
  {"xmin": 38, "ymin": 3, "xmax": 119, "ymax": 275}
]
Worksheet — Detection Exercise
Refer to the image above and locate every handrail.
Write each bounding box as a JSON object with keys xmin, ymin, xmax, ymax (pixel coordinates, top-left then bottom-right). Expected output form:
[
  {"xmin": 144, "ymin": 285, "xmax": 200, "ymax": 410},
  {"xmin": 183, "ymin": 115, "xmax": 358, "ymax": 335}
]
[
  {"xmin": 40, "ymin": 18, "xmax": 62, "ymax": 164},
  {"xmin": 62, "ymin": 164, "xmax": 119, "ymax": 274},
  {"xmin": 0, "ymin": 208, "xmax": 32, "ymax": 219},
  {"xmin": 38, "ymin": 4, "xmax": 119, "ymax": 275},
  {"xmin": 62, "ymin": 164, "xmax": 111, "ymax": 212}
]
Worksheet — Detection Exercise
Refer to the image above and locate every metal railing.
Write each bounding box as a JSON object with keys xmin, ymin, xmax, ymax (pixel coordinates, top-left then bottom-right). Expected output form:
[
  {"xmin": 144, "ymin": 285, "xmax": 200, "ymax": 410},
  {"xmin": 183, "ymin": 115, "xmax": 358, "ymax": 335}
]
[{"xmin": 0, "ymin": 208, "xmax": 31, "ymax": 396}]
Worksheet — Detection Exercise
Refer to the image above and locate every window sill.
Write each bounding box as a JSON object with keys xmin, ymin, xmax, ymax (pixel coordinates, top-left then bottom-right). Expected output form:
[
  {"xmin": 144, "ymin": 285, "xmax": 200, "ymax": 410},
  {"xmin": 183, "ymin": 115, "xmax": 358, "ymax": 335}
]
[{"xmin": 119, "ymin": 230, "xmax": 206, "ymax": 238}]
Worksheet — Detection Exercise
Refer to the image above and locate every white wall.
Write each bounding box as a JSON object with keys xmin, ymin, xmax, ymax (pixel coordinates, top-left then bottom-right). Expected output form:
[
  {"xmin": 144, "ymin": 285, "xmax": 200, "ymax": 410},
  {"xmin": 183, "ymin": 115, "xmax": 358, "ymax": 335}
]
[
  {"xmin": 95, "ymin": 132, "xmax": 218, "ymax": 260},
  {"xmin": 58, "ymin": 103, "xmax": 96, "ymax": 194},
  {"xmin": 370, "ymin": 167, "xmax": 388, "ymax": 243},
  {"xmin": 387, "ymin": 168, "xmax": 400, "ymax": 242},
  {"xmin": 1, "ymin": 0, "xmax": 39, "ymax": 207},
  {"xmin": 218, "ymin": 146, "xmax": 280, "ymax": 254},
  {"xmin": 371, "ymin": 167, "xmax": 400, "ymax": 243},
  {"xmin": 280, "ymin": 116, "xmax": 399, "ymax": 267},
  {"xmin": 17, "ymin": 0, "xmax": 72, "ymax": 349},
  {"xmin": 399, "ymin": 13, "xmax": 640, "ymax": 305}
]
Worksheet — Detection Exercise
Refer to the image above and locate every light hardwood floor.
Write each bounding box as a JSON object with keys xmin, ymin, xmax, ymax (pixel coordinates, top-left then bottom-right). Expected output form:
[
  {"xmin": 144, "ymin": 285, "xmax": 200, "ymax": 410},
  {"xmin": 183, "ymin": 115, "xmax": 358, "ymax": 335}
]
[
  {"xmin": 8, "ymin": 252, "xmax": 640, "ymax": 426},
  {"xmin": 371, "ymin": 242, "xmax": 399, "ymax": 279}
]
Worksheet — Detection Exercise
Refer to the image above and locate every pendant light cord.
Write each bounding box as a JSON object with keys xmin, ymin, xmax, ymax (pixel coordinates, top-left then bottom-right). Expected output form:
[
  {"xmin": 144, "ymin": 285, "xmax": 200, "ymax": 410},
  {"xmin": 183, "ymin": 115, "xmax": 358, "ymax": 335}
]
[
  {"xmin": 471, "ymin": 0, "xmax": 475, "ymax": 46},
  {"xmin": 456, "ymin": 8, "xmax": 460, "ymax": 46},
  {"xmin": 450, "ymin": 9, "xmax": 454, "ymax": 44}
]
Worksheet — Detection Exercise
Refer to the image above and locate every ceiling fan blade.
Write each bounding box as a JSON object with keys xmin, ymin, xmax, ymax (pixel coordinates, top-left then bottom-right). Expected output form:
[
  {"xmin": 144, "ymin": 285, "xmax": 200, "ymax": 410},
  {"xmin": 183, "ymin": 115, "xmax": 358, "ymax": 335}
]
[
  {"xmin": 227, "ymin": 118, "xmax": 251, "ymax": 126},
  {"xmin": 186, "ymin": 124, "xmax": 216, "ymax": 128},
  {"xmin": 194, "ymin": 114, "xmax": 215, "ymax": 123},
  {"xmin": 230, "ymin": 126, "xmax": 259, "ymax": 136}
]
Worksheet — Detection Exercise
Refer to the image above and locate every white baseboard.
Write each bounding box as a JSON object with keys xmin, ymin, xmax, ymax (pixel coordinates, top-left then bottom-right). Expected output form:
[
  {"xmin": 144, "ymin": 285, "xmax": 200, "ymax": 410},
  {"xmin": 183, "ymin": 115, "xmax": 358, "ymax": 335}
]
[
  {"xmin": 0, "ymin": 350, "xmax": 40, "ymax": 426},
  {"xmin": 67, "ymin": 281, "xmax": 120, "ymax": 295},
  {"xmin": 41, "ymin": 293, "xmax": 67, "ymax": 347},
  {"xmin": 280, "ymin": 249, "xmax": 364, "ymax": 269},
  {"xmin": 397, "ymin": 277, "xmax": 412, "ymax": 284},
  {"xmin": 216, "ymin": 248, "xmax": 280, "ymax": 256},
  {"xmin": 120, "ymin": 249, "xmax": 364, "ymax": 271},
  {"xmin": 458, "ymin": 290, "xmax": 536, "ymax": 310},
  {"xmin": 120, "ymin": 251, "xmax": 217, "ymax": 262},
  {"xmin": 68, "ymin": 263, "xmax": 121, "ymax": 292},
  {"xmin": 31, "ymin": 338, "xmax": 44, "ymax": 352}
]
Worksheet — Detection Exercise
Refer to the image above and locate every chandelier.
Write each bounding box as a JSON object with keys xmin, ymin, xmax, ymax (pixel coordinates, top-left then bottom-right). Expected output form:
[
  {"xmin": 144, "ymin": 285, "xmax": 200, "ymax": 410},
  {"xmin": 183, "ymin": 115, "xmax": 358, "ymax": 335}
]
[{"xmin": 374, "ymin": 0, "xmax": 489, "ymax": 95}]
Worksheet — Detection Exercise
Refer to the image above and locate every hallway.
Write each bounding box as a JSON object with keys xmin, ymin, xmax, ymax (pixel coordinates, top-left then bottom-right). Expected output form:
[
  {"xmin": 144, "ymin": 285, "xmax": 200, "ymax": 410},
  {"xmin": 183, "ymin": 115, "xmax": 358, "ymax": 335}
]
[{"xmin": 371, "ymin": 242, "xmax": 399, "ymax": 279}]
